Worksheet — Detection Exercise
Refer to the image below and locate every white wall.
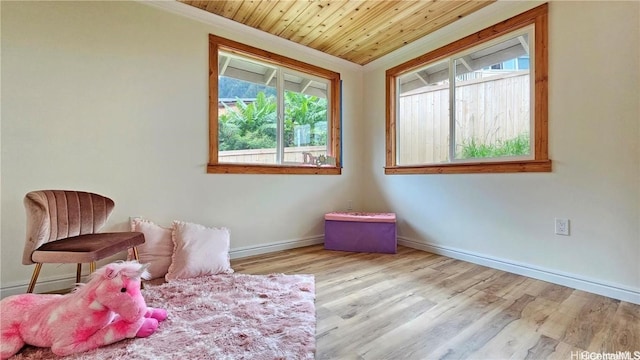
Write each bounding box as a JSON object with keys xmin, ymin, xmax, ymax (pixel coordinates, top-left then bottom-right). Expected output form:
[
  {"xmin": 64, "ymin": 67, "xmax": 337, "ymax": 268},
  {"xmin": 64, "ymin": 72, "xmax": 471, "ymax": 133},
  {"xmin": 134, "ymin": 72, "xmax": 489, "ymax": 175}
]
[
  {"xmin": 0, "ymin": 1, "xmax": 364, "ymax": 294},
  {"xmin": 2, "ymin": 1, "xmax": 638, "ymax": 304},
  {"xmin": 362, "ymin": 1, "xmax": 640, "ymax": 303}
]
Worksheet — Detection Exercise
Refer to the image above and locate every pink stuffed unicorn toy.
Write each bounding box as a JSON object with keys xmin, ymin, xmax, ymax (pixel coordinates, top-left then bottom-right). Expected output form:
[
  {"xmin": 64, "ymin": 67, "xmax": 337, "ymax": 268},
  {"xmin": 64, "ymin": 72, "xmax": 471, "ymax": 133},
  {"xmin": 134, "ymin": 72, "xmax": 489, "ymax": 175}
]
[{"xmin": 0, "ymin": 261, "xmax": 167, "ymax": 359}]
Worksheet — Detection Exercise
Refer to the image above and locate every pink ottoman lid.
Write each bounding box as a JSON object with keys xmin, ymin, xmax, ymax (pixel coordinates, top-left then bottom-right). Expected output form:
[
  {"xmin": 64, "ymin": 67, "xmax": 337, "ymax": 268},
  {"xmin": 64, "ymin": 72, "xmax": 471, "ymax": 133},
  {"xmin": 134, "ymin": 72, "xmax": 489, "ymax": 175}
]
[{"xmin": 324, "ymin": 212, "xmax": 396, "ymax": 223}]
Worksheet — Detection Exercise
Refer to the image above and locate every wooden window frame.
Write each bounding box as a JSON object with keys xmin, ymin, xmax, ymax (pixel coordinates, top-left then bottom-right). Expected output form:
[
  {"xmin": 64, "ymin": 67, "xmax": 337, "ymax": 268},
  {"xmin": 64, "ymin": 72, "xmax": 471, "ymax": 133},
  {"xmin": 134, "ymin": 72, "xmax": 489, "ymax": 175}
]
[
  {"xmin": 208, "ymin": 35, "xmax": 342, "ymax": 175},
  {"xmin": 385, "ymin": 4, "xmax": 551, "ymax": 175}
]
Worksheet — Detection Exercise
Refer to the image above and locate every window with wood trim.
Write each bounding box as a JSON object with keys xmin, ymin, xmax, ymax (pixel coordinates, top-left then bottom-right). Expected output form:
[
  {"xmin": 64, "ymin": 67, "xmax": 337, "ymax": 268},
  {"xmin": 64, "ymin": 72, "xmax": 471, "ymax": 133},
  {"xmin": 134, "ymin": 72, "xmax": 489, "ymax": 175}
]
[
  {"xmin": 385, "ymin": 4, "xmax": 551, "ymax": 174},
  {"xmin": 208, "ymin": 35, "xmax": 342, "ymax": 175}
]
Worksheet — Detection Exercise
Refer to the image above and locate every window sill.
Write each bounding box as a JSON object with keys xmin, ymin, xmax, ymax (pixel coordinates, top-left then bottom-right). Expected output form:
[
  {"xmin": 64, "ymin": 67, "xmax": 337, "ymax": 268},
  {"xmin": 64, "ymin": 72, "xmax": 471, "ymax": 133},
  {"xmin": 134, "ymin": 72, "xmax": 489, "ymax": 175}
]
[
  {"xmin": 207, "ymin": 163, "xmax": 342, "ymax": 175},
  {"xmin": 384, "ymin": 159, "xmax": 552, "ymax": 175}
]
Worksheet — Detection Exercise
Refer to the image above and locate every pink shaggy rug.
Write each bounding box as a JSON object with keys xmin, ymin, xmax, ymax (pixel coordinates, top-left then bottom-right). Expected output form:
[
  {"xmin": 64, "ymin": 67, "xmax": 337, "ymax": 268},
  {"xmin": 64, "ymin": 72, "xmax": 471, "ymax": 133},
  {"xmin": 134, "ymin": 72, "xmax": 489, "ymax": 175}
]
[{"xmin": 11, "ymin": 274, "xmax": 316, "ymax": 359}]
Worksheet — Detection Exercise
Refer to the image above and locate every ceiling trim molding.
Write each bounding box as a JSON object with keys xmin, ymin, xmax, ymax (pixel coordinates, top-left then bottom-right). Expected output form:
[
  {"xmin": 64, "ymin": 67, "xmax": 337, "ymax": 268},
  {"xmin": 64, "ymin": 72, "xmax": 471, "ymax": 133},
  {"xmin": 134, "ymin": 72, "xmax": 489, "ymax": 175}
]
[{"xmin": 137, "ymin": 0, "xmax": 362, "ymax": 71}]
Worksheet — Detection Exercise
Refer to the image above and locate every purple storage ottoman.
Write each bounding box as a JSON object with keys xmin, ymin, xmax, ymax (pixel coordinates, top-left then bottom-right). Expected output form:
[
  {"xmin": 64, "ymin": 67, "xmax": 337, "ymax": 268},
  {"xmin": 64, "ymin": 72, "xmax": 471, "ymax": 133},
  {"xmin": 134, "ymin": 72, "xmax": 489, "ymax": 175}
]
[{"xmin": 324, "ymin": 212, "xmax": 397, "ymax": 254}]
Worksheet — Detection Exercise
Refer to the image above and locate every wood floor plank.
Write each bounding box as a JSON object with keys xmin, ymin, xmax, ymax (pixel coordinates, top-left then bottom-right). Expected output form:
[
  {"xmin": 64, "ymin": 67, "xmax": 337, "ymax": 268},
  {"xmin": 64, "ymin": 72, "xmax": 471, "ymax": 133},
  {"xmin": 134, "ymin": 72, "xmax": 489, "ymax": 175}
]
[
  {"xmin": 538, "ymin": 282, "xmax": 575, "ymax": 303},
  {"xmin": 229, "ymin": 245, "xmax": 640, "ymax": 359},
  {"xmin": 538, "ymin": 292, "xmax": 592, "ymax": 341},
  {"xmin": 318, "ymin": 294, "xmax": 436, "ymax": 359},
  {"xmin": 544, "ymin": 340, "xmax": 586, "ymax": 360},
  {"xmin": 524, "ymin": 334, "xmax": 560, "ymax": 360},
  {"xmin": 358, "ymin": 289, "xmax": 506, "ymax": 359},
  {"xmin": 521, "ymin": 297, "xmax": 563, "ymax": 331},
  {"xmin": 436, "ymin": 294, "xmax": 537, "ymax": 359},
  {"xmin": 604, "ymin": 302, "xmax": 640, "ymax": 351},
  {"xmin": 428, "ymin": 265, "xmax": 501, "ymax": 301},
  {"xmin": 562, "ymin": 293, "xmax": 620, "ymax": 350},
  {"xmin": 468, "ymin": 319, "xmax": 542, "ymax": 360},
  {"xmin": 473, "ymin": 271, "xmax": 530, "ymax": 298}
]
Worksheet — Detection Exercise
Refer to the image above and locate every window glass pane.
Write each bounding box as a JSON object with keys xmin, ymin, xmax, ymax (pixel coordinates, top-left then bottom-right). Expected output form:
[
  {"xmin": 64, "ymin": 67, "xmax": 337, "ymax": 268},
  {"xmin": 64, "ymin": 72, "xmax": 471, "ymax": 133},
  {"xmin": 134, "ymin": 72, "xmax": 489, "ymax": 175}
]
[
  {"xmin": 217, "ymin": 52, "xmax": 278, "ymax": 164},
  {"xmin": 283, "ymin": 76, "xmax": 329, "ymax": 165},
  {"xmin": 397, "ymin": 61, "xmax": 450, "ymax": 165},
  {"xmin": 216, "ymin": 51, "xmax": 333, "ymax": 166},
  {"xmin": 453, "ymin": 34, "xmax": 532, "ymax": 160}
]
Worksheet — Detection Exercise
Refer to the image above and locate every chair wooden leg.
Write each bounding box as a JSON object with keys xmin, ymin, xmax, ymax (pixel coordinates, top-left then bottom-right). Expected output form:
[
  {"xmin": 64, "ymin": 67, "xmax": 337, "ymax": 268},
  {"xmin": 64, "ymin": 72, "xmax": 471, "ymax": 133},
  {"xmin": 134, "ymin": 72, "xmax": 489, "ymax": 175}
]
[
  {"xmin": 131, "ymin": 247, "xmax": 144, "ymax": 289},
  {"xmin": 27, "ymin": 263, "xmax": 43, "ymax": 293},
  {"xmin": 132, "ymin": 246, "xmax": 140, "ymax": 261},
  {"xmin": 76, "ymin": 263, "xmax": 82, "ymax": 283},
  {"xmin": 89, "ymin": 262, "xmax": 96, "ymax": 274}
]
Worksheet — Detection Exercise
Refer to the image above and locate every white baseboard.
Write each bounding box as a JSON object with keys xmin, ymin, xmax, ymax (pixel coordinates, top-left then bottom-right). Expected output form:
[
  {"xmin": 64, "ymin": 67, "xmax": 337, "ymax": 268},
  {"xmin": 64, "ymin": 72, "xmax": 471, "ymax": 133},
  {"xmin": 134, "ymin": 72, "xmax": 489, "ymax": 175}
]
[
  {"xmin": 398, "ymin": 236, "xmax": 640, "ymax": 305},
  {"xmin": 1, "ymin": 236, "xmax": 324, "ymax": 298},
  {"xmin": 229, "ymin": 235, "xmax": 324, "ymax": 259}
]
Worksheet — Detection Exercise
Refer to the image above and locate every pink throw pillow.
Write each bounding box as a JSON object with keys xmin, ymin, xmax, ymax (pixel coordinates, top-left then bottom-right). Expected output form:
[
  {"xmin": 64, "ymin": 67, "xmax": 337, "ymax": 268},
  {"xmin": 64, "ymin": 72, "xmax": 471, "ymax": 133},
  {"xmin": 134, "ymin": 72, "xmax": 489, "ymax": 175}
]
[
  {"xmin": 127, "ymin": 218, "xmax": 173, "ymax": 280},
  {"xmin": 165, "ymin": 221, "xmax": 233, "ymax": 281}
]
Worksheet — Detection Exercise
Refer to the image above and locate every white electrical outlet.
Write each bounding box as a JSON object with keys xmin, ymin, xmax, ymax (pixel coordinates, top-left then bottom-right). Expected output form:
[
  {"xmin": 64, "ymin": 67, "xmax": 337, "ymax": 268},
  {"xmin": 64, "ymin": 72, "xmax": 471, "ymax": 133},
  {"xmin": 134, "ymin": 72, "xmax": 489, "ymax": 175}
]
[
  {"xmin": 555, "ymin": 218, "xmax": 570, "ymax": 236},
  {"xmin": 347, "ymin": 200, "xmax": 353, "ymax": 211}
]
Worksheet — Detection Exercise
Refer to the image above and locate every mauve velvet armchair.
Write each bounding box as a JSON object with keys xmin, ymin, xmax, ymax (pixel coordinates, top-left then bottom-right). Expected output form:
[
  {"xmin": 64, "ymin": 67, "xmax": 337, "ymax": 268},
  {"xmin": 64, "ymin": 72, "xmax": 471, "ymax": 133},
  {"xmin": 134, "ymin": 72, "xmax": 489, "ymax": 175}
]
[{"xmin": 22, "ymin": 190, "xmax": 145, "ymax": 293}]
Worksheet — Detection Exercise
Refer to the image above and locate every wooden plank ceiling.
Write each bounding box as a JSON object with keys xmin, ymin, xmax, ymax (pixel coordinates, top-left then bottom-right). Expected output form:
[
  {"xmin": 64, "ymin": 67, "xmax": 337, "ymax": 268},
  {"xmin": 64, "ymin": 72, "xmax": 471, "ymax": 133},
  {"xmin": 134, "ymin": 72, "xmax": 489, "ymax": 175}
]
[{"xmin": 180, "ymin": 0, "xmax": 495, "ymax": 65}]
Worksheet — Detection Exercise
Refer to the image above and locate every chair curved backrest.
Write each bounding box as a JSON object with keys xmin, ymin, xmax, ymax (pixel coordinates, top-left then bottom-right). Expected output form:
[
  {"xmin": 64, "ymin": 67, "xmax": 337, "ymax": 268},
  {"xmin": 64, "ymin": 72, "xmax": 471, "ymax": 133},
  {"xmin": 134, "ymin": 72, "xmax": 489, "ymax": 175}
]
[{"xmin": 22, "ymin": 190, "xmax": 115, "ymax": 265}]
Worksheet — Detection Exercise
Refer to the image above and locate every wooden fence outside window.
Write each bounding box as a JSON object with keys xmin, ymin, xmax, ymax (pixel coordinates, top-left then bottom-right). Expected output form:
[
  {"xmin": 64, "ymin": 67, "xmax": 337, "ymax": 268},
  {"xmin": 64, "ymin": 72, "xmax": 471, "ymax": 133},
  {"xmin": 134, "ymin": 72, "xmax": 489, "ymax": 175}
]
[{"xmin": 398, "ymin": 72, "xmax": 530, "ymax": 164}]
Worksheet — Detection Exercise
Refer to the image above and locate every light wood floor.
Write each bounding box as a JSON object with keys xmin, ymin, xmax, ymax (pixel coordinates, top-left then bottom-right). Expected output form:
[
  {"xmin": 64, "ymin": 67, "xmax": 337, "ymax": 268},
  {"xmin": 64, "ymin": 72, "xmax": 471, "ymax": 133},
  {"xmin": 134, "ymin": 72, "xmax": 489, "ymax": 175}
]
[{"xmin": 231, "ymin": 245, "xmax": 640, "ymax": 360}]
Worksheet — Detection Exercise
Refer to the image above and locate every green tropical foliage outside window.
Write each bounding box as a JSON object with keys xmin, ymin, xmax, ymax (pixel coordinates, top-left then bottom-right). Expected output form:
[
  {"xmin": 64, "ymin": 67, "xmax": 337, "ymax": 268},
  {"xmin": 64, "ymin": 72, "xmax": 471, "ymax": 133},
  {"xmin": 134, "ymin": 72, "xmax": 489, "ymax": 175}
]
[
  {"xmin": 219, "ymin": 91, "xmax": 327, "ymax": 151},
  {"xmin": 458, "ymin": 133, "xmax": 530, "ymax": 159}
]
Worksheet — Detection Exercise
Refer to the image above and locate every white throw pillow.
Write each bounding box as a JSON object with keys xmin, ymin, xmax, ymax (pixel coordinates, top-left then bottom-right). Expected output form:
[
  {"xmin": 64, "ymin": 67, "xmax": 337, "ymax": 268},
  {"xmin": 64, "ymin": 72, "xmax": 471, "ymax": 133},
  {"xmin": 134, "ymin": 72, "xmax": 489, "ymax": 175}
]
[
  {"xmin": 127, "ymin": 218, "xmax": 173, "ymax": 280},
  {"xmin": 165, "ymin": 220, "xmax": 233, "ymax": 281}
]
